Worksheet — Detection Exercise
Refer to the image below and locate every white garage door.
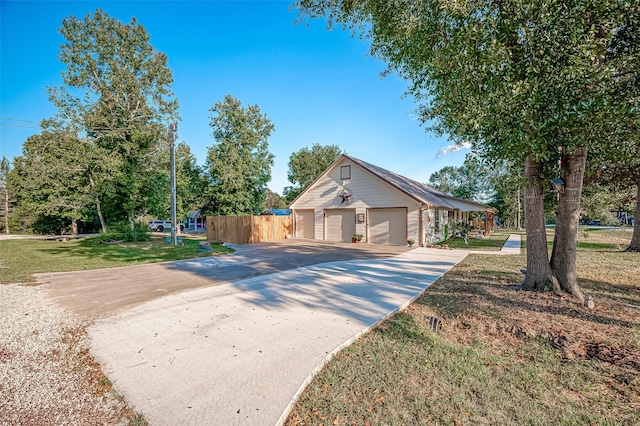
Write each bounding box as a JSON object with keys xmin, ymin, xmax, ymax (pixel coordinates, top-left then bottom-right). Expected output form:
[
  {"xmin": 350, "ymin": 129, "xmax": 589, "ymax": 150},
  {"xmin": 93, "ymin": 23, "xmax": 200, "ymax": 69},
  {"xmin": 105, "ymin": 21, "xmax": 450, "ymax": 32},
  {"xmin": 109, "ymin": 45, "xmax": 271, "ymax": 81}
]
[
  {"xmin": 325, "ymin": 209, "xmax": 355, "ymax": 242},
  {"xmin": 295, "ymin": 210, "xmax": 315, "ymax": 239},
  {"xmin": 368, "ymin": 208, "xmax": 407, "ymax": 245}
]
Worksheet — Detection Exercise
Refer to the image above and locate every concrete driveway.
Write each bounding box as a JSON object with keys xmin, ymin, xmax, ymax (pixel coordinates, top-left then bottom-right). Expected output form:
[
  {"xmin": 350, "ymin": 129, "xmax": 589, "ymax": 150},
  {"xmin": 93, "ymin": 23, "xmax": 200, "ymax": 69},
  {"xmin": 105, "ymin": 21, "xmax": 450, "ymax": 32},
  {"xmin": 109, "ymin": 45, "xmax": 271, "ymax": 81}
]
[
  {"xmin": 85, "ymin": 245, "xmax": 468, "ymax": 425},
  {"xmin": 38, "ymin": 240, "xmax": 410, "ymax": 320}
]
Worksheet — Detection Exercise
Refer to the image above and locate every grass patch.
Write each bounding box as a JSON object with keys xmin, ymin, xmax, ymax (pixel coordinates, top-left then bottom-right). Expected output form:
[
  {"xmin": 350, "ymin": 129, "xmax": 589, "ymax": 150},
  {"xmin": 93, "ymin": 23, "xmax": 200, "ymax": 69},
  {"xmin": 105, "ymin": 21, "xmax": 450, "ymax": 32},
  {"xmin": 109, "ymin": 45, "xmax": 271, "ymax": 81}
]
[
  {"xmin": 578, "ymin": 228, "xmax": 633, "ymax": 251},
  {"xmin": 543, "ymin": 228, "xmax": 634, "ymax": 251},
  {"xmin": 287, "ymin": 231, "xmax": 640, "ymax": 425},
  {"xmin": 445, "ymin": 231, "xmax": 511, "ymax": 250},
  {"xmin": 0, "ymin": 236, "xmax": 232, "ymax": 284}
]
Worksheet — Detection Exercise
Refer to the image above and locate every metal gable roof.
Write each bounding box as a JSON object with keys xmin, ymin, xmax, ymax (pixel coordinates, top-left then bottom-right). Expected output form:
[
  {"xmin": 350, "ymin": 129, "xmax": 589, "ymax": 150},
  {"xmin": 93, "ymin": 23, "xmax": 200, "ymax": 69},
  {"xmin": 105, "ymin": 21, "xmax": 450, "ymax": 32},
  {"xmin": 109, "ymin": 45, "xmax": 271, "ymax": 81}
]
[
  {"xmin": 343, "ymin": 155, "xmax": 459, "ymax": 209},
  {"xmin": 288, "ymin": 154, "xmax": 496, "ymax": 213}
]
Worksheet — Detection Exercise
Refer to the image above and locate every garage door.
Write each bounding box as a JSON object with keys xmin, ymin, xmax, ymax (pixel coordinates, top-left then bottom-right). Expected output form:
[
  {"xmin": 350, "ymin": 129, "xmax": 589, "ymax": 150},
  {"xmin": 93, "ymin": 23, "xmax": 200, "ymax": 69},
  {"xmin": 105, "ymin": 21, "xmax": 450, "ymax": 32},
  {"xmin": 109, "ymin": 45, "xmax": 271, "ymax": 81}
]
[
  {"xmin": 368, "ymin": 208, "xmax": 407, "ymax": 245},
  {"xmin": 325, "ymin": 209, "xmax": 355, "ymax": 242},
  {"xmin": 295, "ymin": 210, "xmax": 315, "ymax": 239}
]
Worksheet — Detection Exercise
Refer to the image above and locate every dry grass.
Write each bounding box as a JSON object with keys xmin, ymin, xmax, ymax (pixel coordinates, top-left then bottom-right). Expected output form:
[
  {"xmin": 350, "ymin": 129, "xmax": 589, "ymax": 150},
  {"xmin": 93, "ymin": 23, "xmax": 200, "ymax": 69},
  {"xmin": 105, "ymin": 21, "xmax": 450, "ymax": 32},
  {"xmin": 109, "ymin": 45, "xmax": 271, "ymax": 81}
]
[{"xmin": 286, "ymin": 230, "xmax": 640, "ymax": 425}]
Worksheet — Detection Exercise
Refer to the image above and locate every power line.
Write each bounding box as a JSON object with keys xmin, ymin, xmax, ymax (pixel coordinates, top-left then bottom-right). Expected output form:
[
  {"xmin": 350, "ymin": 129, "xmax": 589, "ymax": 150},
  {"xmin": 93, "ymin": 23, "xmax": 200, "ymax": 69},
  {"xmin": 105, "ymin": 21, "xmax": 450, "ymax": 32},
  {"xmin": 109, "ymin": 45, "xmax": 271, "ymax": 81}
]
[
  {"xmin": 0, "ymin": 123, "xmax": 40, "ymax": 130},
  {"xmin": 0, "ymin": 123, "xmax": 164, "ymax": 132},
  {"xmin": 0, "ymin": 116, "xmax": 40, "ymax": 124},
  {"xmin": 0, "ymin": 115, "xmax": 170, "ymax": 133}
]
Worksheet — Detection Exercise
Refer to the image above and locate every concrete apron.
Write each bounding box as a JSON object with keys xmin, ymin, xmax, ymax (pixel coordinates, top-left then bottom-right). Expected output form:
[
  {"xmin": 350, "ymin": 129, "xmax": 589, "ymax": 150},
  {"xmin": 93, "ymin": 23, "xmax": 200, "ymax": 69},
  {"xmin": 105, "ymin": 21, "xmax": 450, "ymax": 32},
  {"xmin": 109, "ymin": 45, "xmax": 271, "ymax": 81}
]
[{"xmin": 89, "ymin": 248, "xmax": 468, "ymax": 426}]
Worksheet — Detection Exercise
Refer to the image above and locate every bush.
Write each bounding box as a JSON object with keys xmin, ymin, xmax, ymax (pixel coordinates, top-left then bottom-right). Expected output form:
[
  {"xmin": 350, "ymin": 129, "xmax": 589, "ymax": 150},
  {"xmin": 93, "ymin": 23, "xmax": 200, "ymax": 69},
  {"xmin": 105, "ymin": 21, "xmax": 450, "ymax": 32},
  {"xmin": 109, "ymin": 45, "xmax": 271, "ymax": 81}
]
[
  {"xmin": 98, "ymin": 221, "xmax": 151, "ymax": 242},
  {"xmin": 454, "ymin": 222, "xmax": 471, "ymax": 237}
]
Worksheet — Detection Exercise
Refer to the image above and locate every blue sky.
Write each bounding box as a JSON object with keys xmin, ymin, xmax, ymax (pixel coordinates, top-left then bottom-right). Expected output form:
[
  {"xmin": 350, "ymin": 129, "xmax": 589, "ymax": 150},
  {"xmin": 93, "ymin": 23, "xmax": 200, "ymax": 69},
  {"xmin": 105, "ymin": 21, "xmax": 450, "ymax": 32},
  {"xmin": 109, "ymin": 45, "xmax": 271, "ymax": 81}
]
[{"xmin": 1, "ymin": 0, "xmax": 469, "ymax": 194}]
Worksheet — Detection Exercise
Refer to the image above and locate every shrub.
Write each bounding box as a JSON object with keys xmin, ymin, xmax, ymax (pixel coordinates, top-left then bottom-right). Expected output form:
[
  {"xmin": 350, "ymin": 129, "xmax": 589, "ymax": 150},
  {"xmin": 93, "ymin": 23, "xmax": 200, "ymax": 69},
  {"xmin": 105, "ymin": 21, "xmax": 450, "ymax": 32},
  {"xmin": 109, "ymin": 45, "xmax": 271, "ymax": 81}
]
[
  {"xmin": 454, "ymin": 222, "xmax": 471, "ymax": 237},
  {"xmin": 98, "ymin": 221, "xmax": 151, "ymax": 243}
]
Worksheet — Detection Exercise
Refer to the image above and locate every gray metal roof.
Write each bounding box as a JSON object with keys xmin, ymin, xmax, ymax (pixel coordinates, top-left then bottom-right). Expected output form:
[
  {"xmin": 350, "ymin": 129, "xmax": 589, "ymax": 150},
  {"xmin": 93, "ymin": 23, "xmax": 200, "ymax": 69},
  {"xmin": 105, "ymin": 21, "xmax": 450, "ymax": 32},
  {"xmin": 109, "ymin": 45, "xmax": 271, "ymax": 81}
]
[{"xmin": 344, "ymin": 154, "xmax": 493, "ymax": 211}]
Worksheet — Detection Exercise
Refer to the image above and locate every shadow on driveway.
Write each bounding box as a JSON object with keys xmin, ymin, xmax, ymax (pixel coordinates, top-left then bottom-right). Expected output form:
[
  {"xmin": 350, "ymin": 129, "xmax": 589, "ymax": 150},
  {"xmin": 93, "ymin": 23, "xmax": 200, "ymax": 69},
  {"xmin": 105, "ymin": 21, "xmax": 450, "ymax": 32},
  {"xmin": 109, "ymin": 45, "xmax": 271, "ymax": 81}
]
[
  {"xmin": 39, "ymin": 239, "xmax": 410, "ymax": 320},
  {"xmin": 87, "ymin": 247, "xmax": 467, "ymax": 426}
]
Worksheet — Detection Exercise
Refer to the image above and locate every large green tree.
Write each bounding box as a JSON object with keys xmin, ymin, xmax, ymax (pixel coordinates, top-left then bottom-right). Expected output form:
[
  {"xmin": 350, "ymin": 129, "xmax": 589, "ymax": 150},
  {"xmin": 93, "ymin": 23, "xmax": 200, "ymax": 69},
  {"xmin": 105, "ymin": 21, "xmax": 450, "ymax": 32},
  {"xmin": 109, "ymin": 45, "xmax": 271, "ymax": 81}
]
[
  {"xmin": 284, "ymin": 143, "xmax": 344, "ymax": 202},
  {"xmin": 263, "ymin": 189, "xmax": 288, "ymax": 210},
  {"xmin": 205, "ymin": 94, "xmax": 275, "ymax": 216},
  {"xmin": 175, "ymin": 143, "xmax": 207, "ymax": 218},
  {"xmin": 8, "ymin": 128, "xmax": 97, "ymax": 234},
  {"xmin": 46, "ymin": 9, "xmax": 179, "ymax": 231},
  {"xmin": 296, "ymin": 0, "xmax": 639, "ymax": 302},
  {"xmin": 428, "ymin": 154, "xmax": 494, "ymax": 204},
  {"xmin": 580, "ymin": 183, "xmax": 633, "ymax": 226},
  {"xmin": 429, "ymin": 156, "xmax": 524, "ymax": 229}
]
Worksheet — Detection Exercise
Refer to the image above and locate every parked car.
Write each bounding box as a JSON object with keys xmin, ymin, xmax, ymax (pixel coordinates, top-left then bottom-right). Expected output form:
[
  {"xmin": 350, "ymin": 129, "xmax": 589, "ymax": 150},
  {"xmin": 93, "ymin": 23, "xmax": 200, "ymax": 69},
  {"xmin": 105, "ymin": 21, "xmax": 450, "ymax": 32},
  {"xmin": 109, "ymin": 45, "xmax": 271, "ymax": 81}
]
[{"xmin": 148, "ymin": 220, "xmax": 184, "ymax": 232}]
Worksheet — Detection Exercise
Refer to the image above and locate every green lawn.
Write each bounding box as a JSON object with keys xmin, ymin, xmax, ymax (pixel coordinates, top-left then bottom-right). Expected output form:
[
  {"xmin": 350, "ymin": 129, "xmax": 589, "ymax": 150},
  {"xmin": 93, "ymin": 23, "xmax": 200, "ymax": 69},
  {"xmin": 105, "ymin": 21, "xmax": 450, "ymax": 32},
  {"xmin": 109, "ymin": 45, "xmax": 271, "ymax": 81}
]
[
  {"xmin": 0, "ymin": 236, "xmax": 232, "ymax": 284},
  {"xmin": 445, "ymin": 230, "xmax": 511, "ymax": 250}
]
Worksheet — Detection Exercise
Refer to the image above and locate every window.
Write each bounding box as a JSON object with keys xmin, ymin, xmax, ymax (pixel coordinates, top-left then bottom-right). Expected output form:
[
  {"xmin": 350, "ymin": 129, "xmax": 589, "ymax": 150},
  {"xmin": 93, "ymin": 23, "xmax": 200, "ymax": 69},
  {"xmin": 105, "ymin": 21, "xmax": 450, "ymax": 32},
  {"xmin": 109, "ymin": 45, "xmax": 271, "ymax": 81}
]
[
  {"xmin": 340, "ymin": 165, "xmax": 351, "ymax": 180},
  {"xmin": 434, "ymin": 210, "xmax": 440, "ymax": 229}
]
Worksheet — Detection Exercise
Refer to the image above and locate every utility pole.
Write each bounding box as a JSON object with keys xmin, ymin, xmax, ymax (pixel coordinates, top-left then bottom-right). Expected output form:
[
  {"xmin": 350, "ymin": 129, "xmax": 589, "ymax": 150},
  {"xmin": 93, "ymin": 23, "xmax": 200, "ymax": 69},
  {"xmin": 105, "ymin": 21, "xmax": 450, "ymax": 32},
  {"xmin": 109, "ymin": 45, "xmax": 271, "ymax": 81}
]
[{"xmin": 169, "ymin": 122, "xmax": 178, "ymax": 246}]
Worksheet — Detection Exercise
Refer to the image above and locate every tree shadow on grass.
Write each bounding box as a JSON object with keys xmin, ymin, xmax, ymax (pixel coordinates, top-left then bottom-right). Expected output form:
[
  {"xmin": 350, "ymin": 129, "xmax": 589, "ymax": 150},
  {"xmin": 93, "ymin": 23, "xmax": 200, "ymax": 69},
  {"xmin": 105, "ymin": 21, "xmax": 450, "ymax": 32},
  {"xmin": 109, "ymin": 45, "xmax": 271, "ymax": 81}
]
[
  {"xmin": 35, "ymin": 236, "xmax": 224, "ymax": 265},
  {"xmin": 416, "ymin": 269, "xmax": 640, "ymax": 330}
]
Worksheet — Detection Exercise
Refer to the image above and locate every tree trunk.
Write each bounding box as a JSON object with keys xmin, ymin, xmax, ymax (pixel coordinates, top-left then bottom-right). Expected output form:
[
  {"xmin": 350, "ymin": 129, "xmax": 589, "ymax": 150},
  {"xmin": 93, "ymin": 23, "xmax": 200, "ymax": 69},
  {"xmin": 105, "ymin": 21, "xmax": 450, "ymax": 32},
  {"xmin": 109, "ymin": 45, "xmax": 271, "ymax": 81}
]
[
  {"xmin": 627, "ymin": 176, "xmax": 640, "ymax": 252},
  {"xmin": 95, "ymin": 194, "xmax": 106, "ymax": 233},
  {"xmin": 516, "ymin": 188, "xmax": 522, "ymax": 230},
  {"xmin": 551, "ymin": 147, "xmax": 587, "ymax": 302},
  {"xmin": 89, "ymin": 175, "xmax": 107, "ymax": 233},
  {"xmin": 522, "ymin": 155, "xmax": 560, "ymax": 292},
  {"xmin": 72, "ymin": 218, "xmax": 78, "ymax": 235}
]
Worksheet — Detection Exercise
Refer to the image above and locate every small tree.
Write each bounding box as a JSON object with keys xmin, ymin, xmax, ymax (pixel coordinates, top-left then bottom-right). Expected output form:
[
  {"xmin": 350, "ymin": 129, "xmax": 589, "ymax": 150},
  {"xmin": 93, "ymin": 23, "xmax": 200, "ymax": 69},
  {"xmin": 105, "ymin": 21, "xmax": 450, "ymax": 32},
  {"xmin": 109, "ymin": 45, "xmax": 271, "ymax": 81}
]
[
  {"xmin": 9, "ymin": 130, "xmax": 94, "ymax": 234},
  {"xmin": 205, "ymin": 94, "xmax": 274, "ymax": 216}
]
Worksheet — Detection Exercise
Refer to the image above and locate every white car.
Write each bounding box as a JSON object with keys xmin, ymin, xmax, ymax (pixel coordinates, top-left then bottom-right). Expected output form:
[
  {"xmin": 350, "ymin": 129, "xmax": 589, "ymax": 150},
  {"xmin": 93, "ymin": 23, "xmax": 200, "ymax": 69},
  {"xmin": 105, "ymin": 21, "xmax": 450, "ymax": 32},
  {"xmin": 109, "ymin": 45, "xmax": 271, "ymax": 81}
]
[{"xmin": 148, "ymin": 220, "xmax": 184, "ymax": 232}]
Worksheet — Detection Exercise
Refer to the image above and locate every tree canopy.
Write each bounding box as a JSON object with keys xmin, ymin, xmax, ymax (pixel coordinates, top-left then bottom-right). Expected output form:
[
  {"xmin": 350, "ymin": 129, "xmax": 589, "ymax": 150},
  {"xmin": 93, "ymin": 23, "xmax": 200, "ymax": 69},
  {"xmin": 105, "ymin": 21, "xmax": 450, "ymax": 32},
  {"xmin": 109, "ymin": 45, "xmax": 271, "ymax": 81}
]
[
  {"xmin": 284, "ymin": 143, "xmax": 344, "ymax": 202},
  {"xmin": 298, "ymin": 0, "xmax": 637, "ymax": 165},
  {"xmin": 204, "ymin": 94, "xmax": 275, "ymax": 216},
  {"xmin": 8, "ymin": 9, "xmax": 181, "ymax": 233},
  {"xmin": 428, "ymin": 154, "xmax": 494, "ymax": 204}
]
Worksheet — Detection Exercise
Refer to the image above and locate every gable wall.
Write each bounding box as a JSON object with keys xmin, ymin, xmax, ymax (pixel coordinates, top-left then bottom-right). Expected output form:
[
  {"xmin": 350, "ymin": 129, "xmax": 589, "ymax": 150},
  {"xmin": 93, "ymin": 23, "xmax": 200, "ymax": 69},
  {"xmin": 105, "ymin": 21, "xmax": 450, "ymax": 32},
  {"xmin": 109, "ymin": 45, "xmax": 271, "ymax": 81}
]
[{"xmin": 290, "ymin": 158, "xmax": 422, "ymax": 242}]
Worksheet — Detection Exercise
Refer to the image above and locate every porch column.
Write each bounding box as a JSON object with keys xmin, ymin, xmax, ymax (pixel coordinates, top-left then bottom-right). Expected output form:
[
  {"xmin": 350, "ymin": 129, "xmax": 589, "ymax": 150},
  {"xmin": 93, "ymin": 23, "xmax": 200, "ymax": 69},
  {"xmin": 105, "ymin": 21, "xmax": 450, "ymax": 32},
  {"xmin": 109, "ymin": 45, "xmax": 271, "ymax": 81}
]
[{"xmin": 485, "ymin": 212, "xmax": 494, "ymax": 236}]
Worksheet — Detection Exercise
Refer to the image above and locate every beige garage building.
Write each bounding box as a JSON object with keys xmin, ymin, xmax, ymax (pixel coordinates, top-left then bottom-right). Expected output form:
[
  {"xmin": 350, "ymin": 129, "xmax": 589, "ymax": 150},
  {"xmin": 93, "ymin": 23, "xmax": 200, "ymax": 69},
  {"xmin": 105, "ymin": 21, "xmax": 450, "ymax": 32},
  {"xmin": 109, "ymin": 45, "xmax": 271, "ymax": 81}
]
[{"xmin": 288, "ymin": 155, "xmax": 496, "ymax": 246}]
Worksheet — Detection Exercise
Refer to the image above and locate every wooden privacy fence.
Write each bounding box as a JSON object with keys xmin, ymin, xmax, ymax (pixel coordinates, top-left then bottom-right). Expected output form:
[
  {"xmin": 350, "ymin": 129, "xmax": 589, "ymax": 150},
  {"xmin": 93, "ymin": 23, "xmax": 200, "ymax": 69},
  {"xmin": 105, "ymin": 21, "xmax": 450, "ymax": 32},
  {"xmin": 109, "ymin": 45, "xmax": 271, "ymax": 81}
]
[{"xmin": 206, "ymin": 215, "xmax": 292, "ymax": 244}]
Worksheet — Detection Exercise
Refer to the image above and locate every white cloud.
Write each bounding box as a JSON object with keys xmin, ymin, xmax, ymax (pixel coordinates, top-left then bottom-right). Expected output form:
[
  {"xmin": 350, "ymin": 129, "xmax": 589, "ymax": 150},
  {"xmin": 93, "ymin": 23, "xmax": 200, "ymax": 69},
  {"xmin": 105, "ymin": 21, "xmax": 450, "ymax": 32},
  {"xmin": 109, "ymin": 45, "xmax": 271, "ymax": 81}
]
[{"xmin": 435, "ymin": 141, "xmax": 472, "ymax": 158}]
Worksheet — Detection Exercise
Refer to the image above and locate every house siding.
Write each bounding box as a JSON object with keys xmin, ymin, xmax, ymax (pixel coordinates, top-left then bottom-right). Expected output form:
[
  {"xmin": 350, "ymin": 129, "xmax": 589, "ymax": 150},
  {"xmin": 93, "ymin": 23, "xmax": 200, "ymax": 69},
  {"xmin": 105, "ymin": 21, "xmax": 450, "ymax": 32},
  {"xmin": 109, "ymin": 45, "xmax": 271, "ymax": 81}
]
[{"xmin": 423, "ymin": 208, "xmax": 452, "ymax": 245}]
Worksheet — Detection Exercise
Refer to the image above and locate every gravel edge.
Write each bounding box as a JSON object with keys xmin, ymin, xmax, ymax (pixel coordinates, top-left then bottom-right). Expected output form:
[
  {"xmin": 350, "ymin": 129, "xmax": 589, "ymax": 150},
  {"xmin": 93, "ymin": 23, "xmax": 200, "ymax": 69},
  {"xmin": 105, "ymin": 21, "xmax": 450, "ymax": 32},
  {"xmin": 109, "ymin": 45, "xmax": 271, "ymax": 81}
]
[{"xmin": 0, "ymin": 284, "xmax": 134, "ymax": 425}]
